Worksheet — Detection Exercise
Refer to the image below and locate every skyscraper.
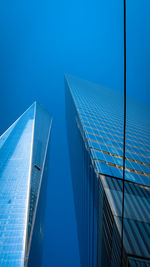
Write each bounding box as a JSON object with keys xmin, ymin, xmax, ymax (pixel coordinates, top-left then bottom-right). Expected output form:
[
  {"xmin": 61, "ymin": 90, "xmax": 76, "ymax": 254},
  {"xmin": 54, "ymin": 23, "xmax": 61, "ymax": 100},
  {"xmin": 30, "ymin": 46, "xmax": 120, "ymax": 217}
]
[
  {"xmin": 65, "ymin": 74, "xmax": 150, "ymax": 266},
  {"xmin": 0, "ymin": 102, "xmax": 51, "ymax": 266}
]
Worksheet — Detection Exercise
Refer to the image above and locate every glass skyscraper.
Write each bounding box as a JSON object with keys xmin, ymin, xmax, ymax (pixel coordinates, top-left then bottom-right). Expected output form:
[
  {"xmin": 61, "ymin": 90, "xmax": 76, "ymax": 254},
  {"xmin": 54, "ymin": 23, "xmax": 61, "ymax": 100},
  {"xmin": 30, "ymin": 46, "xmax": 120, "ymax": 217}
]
[
  {"xmin": 0, "ymin": 102, "xmax": 51, "ymax": 266},
  {"xmin": 65, "ymin": 74, "xmax": 150, "ymax": 266}
]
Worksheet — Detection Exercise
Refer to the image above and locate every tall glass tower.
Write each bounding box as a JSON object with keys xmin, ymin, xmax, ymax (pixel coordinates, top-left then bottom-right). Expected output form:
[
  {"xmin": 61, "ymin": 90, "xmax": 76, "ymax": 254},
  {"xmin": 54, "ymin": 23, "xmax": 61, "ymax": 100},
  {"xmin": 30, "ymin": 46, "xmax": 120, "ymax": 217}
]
[
  {"xmin": 0, "ymin": 102, "xmax": 51, "ymax": 266},
  {"xmin": 65, "ymin": 74, "xmax": 150, "ymax": 267}
]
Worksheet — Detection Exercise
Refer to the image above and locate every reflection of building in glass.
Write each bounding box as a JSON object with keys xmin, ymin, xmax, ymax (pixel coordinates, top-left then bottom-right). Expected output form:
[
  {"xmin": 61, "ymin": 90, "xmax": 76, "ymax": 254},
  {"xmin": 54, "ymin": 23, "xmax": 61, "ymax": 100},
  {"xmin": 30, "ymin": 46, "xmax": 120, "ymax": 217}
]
[
  {"xmin": 0, "ymin": 103, "xmax": 51, "ymax": 266},
  {"xmin": 65, "ymin": 74, "xmax": 150, "ymax": 267}
]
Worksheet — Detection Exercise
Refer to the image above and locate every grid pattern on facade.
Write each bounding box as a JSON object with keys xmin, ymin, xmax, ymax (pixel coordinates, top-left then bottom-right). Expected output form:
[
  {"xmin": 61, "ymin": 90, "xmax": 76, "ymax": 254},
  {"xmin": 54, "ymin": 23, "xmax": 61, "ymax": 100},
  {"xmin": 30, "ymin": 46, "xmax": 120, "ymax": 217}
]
[
  {"xmin": 26, "ymin": 103, "xmax": 51, "ymax": 262},
  {"xmin": 66, "ymin": 74, "xmax": 150, "ymax": 186},
  {"xmin": 0, "ymin": 103, "xmax": 51, "ymax": 266},
  {"xmin": 0, "ymin": 104, "xmax": 35, "ymax": 266},
  {"xmin": 65, "ymin": 74, "xmax": 150, "ymax": 267}
]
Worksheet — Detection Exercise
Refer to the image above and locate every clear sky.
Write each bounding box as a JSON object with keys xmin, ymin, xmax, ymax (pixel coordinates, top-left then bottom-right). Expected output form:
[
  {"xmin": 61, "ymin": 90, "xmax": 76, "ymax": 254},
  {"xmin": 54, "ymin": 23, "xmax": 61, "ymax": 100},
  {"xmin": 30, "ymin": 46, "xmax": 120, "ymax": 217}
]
[{"xmin": 0, "ymin": 0, "xmax": 150, "ymax": 266}]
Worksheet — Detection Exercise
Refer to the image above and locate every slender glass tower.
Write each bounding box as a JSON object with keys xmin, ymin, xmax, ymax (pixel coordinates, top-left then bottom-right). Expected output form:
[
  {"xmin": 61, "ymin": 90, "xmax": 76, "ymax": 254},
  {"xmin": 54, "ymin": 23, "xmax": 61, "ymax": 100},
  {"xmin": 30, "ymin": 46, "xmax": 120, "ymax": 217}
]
[
  {"xmin": 65, "ymin": 74, "xmax": 150, "ymax": 267},
  {"xmin": 0, "ymin": 102, "xmax": 51, "ymax": 266}
]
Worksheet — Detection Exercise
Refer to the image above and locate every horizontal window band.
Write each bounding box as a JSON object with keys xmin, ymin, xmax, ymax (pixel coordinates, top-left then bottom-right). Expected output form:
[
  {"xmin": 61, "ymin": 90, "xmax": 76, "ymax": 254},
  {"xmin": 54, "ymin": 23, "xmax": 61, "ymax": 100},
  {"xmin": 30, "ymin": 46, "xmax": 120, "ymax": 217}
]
[
  {"xmin": 81, "ymin": 118, "xmax": 150, "ymax": 141},
  {"xmin": 84, "ymin": 126, "xmax": 150, "ymax": 148},
  {"xmin": 88, "ymin": 137, "xmax": 150, "ymax": 153},
  {"xmin": 91, "ymin": 148, "xmax": 150, "ymax": 167},
  {"xmin": 80, "ymin": 112, "xmax": 149, "ymax": 134},
  {"xmin": 94, "ymin": 159, "xmax": 150, "ymax": 177},
  {"xmin": 77, "ymin": 107, "xmax": 149, "ymax": 132},
  {"xmin": 94, "ymin": 167, "xmax": 150, "ymax": 188},
  {"xmin": 79, "ymin": 113, "xmax": 150, "ymax": 136},
  {"xmin": 90, "ymin": 145, "xmax": 149, "ymax": 160}
]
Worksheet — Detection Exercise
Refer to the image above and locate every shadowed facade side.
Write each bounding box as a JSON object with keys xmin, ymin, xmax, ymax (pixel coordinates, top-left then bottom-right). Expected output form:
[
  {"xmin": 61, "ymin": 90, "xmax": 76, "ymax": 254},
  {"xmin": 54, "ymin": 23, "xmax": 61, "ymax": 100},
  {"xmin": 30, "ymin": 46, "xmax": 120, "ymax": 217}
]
[{"xmin": 65, "ymin": 74, "xmax": 150, "ymax": 267}]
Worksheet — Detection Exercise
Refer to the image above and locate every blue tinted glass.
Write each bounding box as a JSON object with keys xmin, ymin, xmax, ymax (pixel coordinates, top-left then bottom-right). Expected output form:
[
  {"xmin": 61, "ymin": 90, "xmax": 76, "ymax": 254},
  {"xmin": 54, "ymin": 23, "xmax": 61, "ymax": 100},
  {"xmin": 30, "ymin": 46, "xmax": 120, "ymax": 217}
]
[
  {"xmin": 124, "ymin": 1, "xmax": 150, "ymax": 263},
  {"xmin": 26, "ymin": 103, "xmax": 51, "ymax": 260},
  {"xmin": 0, "ymin": 104, "xmax": 35, "ymax": 265},
  {"xmin": 65, "ymin": 74, "xmax": 125, "ymax": 266},
  {"xmin": 66, "ymin": 73, "xmax": 150, "ymax": 266},
  {"xmin": 0, "ymin": 103, "xmax": 51, "ymax": 266}
]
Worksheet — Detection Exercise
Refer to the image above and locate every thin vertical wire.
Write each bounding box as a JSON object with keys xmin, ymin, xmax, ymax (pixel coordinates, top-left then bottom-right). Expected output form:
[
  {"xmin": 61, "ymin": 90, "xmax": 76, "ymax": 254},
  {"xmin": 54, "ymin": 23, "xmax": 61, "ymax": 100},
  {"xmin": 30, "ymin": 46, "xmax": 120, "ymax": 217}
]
[{"xmin": 120, "ymin": 0, "xmax": 126, "ymax": 265}]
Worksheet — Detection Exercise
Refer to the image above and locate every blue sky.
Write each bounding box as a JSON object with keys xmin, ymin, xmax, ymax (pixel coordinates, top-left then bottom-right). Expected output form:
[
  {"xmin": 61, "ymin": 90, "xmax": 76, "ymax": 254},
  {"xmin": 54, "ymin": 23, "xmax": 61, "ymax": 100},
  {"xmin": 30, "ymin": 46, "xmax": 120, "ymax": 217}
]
[{"xmin": 0, "ymin": 0, "xmax": 150, "ymax": 266}]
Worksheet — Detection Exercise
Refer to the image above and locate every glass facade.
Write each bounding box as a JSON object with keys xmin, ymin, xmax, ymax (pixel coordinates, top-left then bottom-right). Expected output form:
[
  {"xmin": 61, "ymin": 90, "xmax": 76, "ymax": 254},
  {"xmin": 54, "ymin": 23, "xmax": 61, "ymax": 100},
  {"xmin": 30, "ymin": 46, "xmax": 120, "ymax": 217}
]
[
  {"xmin": 0, "ymin": 102, "xmax": 51, "ymax": 266},
  {"xmin": 65, "ymin": 74, "xmax": 150, "ymax": 267}
]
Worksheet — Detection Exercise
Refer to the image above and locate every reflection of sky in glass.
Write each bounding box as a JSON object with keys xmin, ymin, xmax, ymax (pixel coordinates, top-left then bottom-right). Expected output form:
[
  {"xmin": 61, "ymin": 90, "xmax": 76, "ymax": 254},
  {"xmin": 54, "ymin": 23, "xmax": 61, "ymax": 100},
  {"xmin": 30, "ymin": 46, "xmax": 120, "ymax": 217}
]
[
  {"xmin": 0, "ymin": 104, "xmax": 35, "ymax": 266},
  {"xmin": 126, "ymin": 96, "xmax": 150, "ymax": 185},
  {"xmin": 66, "ymin": 74, "xmax": 150, "ymax": 186},
  {"xmin": 0, "ymin": 102, "xmax": 51, "ymax": 266},
  {"xmin": 66, "ymin": 74, "xmax": 150, "ymax": 265}
]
